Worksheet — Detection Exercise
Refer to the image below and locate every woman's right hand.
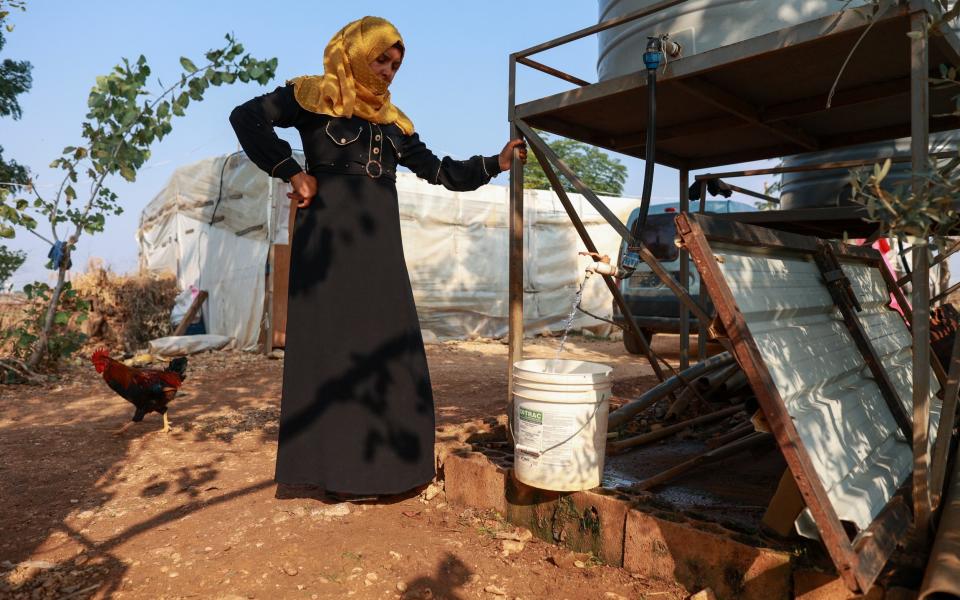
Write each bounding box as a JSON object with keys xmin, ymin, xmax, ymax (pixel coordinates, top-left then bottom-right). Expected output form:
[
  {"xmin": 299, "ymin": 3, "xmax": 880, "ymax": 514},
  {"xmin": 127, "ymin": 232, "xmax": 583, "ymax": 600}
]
[{"xmin": 288, "ymin": 172, "xmax": 318, "ymax": 208}]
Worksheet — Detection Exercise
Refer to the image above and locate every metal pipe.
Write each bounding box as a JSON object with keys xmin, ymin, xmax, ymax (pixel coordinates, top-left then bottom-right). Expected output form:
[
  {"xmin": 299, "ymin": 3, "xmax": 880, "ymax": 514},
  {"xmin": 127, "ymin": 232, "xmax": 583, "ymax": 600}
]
[
  {"xmin": 912, "ymin": 9, "xmax": 932, "ymax": 541},
  {"xmin": 515, "ymin": 56, "xmax": 590, "ymax": 87},
  {"xmin": 931, "ymin": 322, "xmax": 960, "ymax": 508},
  {"xmin": 698, "ymin": 179, "xmax": 709, "ymax": 361},
  {"xmin": 693, "ymin": 151, "xmax": 957, "ymax": 181},
  {"xmin": 607, "ymin": 351, "xmax": 734, "ymax": 430},
  {"xmin": 679, "ymin": 168, "xmax": 690, "ymax": 370},
  {"xmin": 665, "ymin": 362, "xmax": 738, "ymax": 419},
  {"xmin": 897, "ymin": 240, "xmax": 960, "ymax": 287},
  {"xmin": 515, "ymin": 0, "xmax": 691, "ymax": 58},
  {"xmin": 933, "ymin": 280, "xmax": 960, "ymax": 305},
  {"xmin": 919, "ymin": 443, "xmax": 960, "ymax": 600},
  {"xmin": 516, "ymin": 120, "xmax": 713, "ymax": 326},
  {"xmin": 507, "ymin": 54, "xmax": 522, "ymax": 446}
]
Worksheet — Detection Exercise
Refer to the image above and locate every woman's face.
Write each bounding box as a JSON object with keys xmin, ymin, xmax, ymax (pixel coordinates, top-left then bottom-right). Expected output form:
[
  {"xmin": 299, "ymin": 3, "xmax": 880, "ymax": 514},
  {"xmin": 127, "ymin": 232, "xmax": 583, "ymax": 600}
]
[{"xmin": 370, "ymin": 46, "xmax": 402, "ymax": 86}]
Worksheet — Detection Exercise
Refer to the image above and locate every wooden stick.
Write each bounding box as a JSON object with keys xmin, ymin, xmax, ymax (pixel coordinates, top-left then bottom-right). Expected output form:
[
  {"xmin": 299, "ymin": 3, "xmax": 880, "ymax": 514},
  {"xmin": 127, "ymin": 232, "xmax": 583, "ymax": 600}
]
[
  {"xmin": 0, "ymin": 358, "xmax": 44, "ymax": 385},
  {"xmin": 608, "ymin": 405, "xmax": 743, "ymax": 454},
  {"xmin": 621, "ymin": 432, "xmax": 773, "ymax": 492},
  {"xmin": 172, "ymin": 290, "xmax": 208, "ymax": 337},
  {"xmin": 707, "ymin": 421, "xmax": 755, "ymax": 449}
]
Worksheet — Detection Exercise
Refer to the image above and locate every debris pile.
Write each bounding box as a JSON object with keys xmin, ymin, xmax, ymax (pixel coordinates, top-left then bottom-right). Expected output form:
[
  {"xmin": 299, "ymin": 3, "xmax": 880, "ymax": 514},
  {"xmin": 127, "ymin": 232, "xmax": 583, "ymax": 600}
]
[{"xmin": 72, "ymin": 261, "xmax": 178, "ymax": 352}]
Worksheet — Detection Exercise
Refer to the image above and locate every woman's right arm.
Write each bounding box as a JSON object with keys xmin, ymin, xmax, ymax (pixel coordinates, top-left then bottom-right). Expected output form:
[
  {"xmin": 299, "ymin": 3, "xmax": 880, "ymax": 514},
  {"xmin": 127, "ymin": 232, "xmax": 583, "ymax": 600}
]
[{"xmin": 229, "ymin": 84, "xmax": 304, "ymax": 182}]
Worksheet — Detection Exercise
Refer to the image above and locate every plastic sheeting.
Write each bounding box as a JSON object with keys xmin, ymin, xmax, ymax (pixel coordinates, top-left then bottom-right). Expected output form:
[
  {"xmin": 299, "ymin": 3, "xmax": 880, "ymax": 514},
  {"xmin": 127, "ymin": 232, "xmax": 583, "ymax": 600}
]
[{"xmin": 138, "ymin": 152, "xmax": 638, "ymax": 349}]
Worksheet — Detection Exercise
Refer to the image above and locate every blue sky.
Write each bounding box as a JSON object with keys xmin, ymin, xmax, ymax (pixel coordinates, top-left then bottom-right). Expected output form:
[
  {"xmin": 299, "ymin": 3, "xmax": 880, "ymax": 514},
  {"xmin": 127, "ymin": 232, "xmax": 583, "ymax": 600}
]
[{"xmin": 0, "ymin": 1, "xmax": 776, "ymax": 288}]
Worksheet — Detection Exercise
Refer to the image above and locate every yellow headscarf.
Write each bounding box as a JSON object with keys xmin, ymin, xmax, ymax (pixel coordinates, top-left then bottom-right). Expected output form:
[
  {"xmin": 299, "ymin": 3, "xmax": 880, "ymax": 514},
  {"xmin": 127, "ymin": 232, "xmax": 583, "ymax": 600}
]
[{"xmin": 287, "ymin": 16, "xmax": 414, "ymax": 135}]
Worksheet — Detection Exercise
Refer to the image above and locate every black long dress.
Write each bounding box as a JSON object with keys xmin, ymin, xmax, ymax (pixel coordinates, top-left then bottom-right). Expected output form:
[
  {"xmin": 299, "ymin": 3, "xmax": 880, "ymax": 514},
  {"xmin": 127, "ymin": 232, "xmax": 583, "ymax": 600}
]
[{"xmin": 230, "ymin": 84, "xmax": 501, "ymax": 494}]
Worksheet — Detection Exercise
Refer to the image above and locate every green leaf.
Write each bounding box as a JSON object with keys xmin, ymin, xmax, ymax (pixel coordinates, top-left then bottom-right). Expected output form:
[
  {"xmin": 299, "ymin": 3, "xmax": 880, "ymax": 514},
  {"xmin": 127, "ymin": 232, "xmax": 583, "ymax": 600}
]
[
  {"xmin": 54, "ymin": 312, "xmax": 69, "ymax": 325},
  {"xmin": 180, "ymin": 56, "xmax": 198, "ymax": 72}
]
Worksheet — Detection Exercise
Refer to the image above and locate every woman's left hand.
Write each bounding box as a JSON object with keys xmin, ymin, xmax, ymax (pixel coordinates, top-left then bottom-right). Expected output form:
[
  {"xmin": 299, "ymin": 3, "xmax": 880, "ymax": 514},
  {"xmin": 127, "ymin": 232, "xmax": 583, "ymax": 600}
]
[{"xmin": 499, "ymin": 139, "xmax": 527, "ymax": 172}]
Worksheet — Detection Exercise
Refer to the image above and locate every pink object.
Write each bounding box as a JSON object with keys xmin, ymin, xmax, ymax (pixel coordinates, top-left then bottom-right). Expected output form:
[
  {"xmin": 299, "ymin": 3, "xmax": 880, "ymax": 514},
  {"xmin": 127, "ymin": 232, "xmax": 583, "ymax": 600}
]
[{"xmin": 857, "ymin": 237, "xmax": 905, "ymax": 316}]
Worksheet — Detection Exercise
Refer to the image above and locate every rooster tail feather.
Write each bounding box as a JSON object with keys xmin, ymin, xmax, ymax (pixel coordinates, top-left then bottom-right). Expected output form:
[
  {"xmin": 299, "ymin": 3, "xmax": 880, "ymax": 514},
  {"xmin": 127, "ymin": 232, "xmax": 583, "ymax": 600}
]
[{"xmin": 166, "ymin": 357, "xmax": 188, "ymax": 380}]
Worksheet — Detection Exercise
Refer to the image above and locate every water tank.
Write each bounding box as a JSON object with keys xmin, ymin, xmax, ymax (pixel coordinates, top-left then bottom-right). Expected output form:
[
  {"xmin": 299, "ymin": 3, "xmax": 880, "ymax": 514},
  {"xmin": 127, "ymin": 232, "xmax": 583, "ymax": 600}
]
[
  {"xmin": 596, "ymin": 0, "xmax": 956, "ymax": 210},
  {"xmin": 597, "ymin": 0, "xmax": 864, "ymax": 81},
  {"xmin": 780, "ymin": 133, "xmax": 957, "ymax": 209}
]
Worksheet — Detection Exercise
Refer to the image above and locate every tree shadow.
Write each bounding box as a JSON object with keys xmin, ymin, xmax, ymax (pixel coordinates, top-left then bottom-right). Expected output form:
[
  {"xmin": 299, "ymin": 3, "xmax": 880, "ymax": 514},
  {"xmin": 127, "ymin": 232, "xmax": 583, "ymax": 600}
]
[{"xmin": 399, "ymin": 552, "xmax": 473, "ymax": 600}]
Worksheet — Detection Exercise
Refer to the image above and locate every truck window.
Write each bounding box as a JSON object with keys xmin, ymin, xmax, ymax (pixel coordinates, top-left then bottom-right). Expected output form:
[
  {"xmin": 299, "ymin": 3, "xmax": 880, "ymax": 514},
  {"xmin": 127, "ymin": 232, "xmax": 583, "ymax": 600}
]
[{"xmin": 638, "ymin": 218, "xmax": 679, "ymax": 262}]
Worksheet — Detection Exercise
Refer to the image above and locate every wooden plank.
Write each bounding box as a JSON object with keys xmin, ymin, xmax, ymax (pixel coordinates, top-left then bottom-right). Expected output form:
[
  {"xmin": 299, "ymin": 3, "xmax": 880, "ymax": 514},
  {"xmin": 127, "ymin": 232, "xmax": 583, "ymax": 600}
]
[
  {"xmin": 172, "ymin": 290, "xmax": 208, "ymax": 337},
  {"xmin": 272, "ymin": 243, "xmax": 291, "ymax": 348},
  {"xmin": 676, "ymin": 212, "xmax": 862, "ymax": 591},
  {"xmin": 852, "ymin": 494, "xmax": 912, "ymax": 590}
]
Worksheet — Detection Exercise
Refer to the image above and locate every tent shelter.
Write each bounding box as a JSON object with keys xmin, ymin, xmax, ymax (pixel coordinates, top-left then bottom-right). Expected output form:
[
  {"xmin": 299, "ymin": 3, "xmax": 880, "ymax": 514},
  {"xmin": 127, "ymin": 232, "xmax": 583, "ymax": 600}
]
[{"xmin": 138, "ymin": 152, "xmax": 638, "ymax": 351}]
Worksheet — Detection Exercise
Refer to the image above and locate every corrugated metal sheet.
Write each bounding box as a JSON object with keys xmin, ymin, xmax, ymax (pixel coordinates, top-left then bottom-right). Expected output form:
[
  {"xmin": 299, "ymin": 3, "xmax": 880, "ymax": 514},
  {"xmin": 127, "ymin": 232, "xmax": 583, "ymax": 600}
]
[{"xmin": 711, "ymin": 242, "xmax": 941, "ymax": 532}]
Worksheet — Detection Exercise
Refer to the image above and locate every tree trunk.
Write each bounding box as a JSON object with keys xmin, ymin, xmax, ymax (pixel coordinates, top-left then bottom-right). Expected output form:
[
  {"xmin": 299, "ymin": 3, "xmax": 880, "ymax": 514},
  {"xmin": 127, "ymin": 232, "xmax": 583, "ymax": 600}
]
[{"xmin": 26, "ymin": 264, "xmax": 69, "ymax": 370}]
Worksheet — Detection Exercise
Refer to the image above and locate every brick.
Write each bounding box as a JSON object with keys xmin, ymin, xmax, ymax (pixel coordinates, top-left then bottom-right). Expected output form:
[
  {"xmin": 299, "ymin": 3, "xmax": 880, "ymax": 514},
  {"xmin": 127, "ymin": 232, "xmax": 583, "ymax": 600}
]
[
  {"xmin": 560, "ymin": 490, "xmax": 630, "ymax": 567},
  {"xmin": 793, "ymin": 568, "xmax": 884, "ymax": 600},
  {"xmin": 623, "ymin": 508, "xmax": 791, "ymax": 600},
  {"xmin": 442, "ymin": 451, "xmax": 507, "ymax": 514}
]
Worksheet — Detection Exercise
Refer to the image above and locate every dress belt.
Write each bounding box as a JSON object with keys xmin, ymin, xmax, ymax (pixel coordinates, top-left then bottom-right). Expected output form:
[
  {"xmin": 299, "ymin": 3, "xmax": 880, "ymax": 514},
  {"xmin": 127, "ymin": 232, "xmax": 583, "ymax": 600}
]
[{"xmin": 308, "ymin": 160, "xmax": 396, "ymax": 181}]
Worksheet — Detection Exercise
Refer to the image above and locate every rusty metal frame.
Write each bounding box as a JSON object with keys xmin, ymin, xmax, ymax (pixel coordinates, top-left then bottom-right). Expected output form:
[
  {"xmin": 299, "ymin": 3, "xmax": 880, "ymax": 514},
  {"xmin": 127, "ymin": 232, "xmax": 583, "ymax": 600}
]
[
  {"xmin": 506, "ymin": 1, "xmax": 951, "ymax": 573},
  {"xmin": 676, "ymin": 212, "xmax": 916, "ymax": 592}
]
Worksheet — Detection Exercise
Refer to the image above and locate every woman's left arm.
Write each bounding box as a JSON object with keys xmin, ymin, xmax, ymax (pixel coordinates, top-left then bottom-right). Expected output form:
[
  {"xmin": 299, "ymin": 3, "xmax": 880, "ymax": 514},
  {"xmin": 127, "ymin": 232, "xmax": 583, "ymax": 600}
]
[{"xmin": 399, "ymin": 135, "xmax": 526, "ymax": 192}]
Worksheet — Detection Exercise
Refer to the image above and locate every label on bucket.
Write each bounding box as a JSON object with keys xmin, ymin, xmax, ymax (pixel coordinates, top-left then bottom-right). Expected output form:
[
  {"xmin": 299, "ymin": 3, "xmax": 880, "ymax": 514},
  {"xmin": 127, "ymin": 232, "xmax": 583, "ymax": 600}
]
[
  {"xmin": 516, "ymin": 405, "xmax": 575, "ymax": 467},
  {"xmin": 518, "ymin": 407, "xmax": 544, "ymax": 452}
]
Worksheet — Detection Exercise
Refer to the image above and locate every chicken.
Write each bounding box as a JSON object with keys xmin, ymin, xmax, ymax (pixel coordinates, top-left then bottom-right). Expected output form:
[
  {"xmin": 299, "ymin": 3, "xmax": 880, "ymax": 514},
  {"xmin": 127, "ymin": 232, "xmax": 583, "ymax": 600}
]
[{"xmin": 91, "ymin": 348, "xmax": 188, "ymax": 435}]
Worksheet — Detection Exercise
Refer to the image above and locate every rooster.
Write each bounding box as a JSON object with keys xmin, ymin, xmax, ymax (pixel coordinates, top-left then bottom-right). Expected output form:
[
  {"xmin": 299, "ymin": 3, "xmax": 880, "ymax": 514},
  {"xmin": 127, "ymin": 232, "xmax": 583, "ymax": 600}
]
[{"xmin": 91, "ymin": 349, "xmax": 188, "ymax": 435}]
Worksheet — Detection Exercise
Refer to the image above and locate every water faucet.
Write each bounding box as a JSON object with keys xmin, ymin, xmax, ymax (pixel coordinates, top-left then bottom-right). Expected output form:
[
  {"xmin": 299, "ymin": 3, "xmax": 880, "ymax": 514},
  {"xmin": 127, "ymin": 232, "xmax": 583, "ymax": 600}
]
[{"xmin": 580, "ymin": 252, "xmax": 630, "ymax": 278}]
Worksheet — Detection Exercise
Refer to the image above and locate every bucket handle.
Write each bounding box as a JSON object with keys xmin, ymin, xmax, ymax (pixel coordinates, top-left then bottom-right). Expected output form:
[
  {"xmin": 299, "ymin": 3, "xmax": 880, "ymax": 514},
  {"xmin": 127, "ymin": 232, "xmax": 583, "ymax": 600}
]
[{"xmin": 512, "ymin": 399, "xmax": 605, "ymax": 457}]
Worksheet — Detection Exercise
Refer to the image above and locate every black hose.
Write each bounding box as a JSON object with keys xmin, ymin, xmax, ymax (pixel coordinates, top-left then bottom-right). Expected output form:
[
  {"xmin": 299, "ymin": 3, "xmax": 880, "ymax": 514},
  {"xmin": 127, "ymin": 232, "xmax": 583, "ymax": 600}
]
[
  {"xmin": 899, "ymin": 238, "xmax": 912, "ymax": 279},
  {"xmin": 635, "ymin": 69, "xmax": 658, "ymax": 235}
]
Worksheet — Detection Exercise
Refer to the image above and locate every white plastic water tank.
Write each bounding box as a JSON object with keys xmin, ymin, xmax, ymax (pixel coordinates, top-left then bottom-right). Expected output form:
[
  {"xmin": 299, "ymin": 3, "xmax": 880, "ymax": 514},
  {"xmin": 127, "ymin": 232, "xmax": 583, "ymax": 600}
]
[
  {"xmin": 596, "ymin": 0, "xmax": 956, "ymax": 209},
  {"xmin": 597, "ymin": 0, "xmax": 863, "ymax": 81}
]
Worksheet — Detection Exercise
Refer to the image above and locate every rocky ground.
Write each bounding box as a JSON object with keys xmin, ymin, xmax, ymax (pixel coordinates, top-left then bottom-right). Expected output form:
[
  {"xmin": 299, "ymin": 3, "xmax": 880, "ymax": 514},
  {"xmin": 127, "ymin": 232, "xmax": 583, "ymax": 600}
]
[{"xmin": 1, "ymin": 336, "xmax": 693, "ymax": 600}]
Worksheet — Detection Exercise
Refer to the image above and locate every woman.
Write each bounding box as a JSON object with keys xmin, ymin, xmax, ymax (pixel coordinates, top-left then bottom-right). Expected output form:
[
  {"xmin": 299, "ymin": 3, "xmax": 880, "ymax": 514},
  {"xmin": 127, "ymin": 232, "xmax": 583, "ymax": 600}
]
[{"xmin": 230, "ymin": 16, "xmax": 526, "ymax": 499}]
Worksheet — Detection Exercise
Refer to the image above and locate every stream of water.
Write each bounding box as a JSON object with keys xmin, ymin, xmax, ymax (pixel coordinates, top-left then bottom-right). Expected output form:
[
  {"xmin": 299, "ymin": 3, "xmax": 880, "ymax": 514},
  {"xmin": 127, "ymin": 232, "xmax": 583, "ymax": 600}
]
[{"xmin": 552, "ymin": 272, "xmax": 592, "ymax": 370}]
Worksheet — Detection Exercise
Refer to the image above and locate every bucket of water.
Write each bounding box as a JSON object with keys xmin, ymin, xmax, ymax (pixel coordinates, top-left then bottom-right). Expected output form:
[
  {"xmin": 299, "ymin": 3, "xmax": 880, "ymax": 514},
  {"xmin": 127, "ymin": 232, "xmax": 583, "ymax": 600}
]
[{"xmin": 512, "ymin": 358, "xmax": 613, "ymax": 491}]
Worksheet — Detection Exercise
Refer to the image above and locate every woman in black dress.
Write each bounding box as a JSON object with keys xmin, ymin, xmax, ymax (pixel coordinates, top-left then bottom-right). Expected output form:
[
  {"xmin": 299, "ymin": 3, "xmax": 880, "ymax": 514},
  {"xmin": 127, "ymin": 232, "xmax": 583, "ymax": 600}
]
[{"xmin": 230, "ymin": 16, "xmax": 526, "ymax": 498}]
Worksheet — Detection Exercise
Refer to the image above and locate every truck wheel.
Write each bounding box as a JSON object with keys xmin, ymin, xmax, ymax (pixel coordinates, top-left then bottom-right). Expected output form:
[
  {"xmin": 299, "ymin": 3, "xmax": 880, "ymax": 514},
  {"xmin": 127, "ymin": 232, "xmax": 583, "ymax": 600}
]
[{"xmin": 623, "ymin": 328, "xmax": 654, "ymax": 355}]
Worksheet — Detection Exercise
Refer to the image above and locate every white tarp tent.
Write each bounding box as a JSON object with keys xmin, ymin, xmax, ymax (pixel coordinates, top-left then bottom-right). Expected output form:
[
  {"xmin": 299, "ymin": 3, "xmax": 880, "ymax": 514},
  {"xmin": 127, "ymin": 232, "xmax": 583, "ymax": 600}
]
[{"xmin": 138, "ymin": 152, "xmax": 639, "ymax": 350}]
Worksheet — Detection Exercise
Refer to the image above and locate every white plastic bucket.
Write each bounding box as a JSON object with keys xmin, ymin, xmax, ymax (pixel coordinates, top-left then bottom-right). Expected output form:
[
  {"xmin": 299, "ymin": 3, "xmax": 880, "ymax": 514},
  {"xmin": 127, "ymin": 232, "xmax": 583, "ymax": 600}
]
[{"xmin": 512, "ymin": 359, "xmax": 613, "ymax": 491}]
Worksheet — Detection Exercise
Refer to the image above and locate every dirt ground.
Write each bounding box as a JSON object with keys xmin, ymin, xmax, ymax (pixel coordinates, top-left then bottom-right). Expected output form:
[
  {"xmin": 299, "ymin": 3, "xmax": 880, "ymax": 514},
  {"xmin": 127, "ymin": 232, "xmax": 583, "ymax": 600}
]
[{"xmin": 0, "ymin": 336, "xmax": 697, "ymax": 600}]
